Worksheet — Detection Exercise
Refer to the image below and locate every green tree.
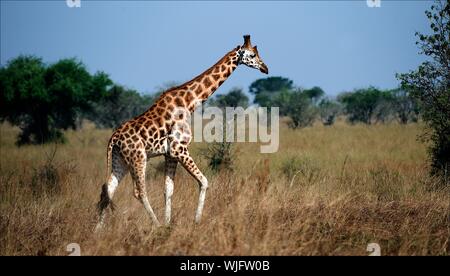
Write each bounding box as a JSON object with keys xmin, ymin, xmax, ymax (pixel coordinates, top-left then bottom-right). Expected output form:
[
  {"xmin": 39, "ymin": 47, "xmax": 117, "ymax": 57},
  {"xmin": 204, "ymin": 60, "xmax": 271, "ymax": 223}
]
[
  {"xmin": 372, "ymin": 92, "xmax": 395, "ymax": 124},
  {"xmin": 270, "ymin": 88, "xmax": 293, "ymax": 116},
  {"xmin": 0, "ymin": 56, "xmax": 112, "ymax": 145},
  {"xmin": 286, "ymin": 89, "xmax": 318, "ymax": 129},
  {"xmin": 304, "ymin": 86, "xmax": 325, "ymax": 105},
  {"xmin": 338, "ymin": 87, "xmax": 392, "ymax": 124},
  {"xmin": 1, "ymin": 56, "xmax": 47, "ymax": 143},
  {"xmin": 210, "ymin": 87, "xmax": 249, "ymax": 109},
  {"xmin": 397, "ymin": 0, "xmax": 450, "ymax": 182},
  {"xmin": 249, "ymin": 76, "xmax": 294, "ymax": 107},
  {"xmin": 249, "ymin": 76, "xmax": 294, "ymax": 95},
  {"xmin": 390, "ymin": 88, "xmax": 420, "ymax": 124}
]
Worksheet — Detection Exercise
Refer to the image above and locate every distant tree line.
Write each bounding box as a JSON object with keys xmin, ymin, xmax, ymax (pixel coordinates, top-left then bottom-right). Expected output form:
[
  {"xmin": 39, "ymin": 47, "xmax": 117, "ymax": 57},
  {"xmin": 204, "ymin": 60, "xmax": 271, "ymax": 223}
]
[
  {"xmin": 238, "ymin": 76, "xmax": 420, "ymax": 128},
  {"xmin": 338, "ymin": 86, "xmax": 419, "ymax": 125},
  {"xmin": 0, "ymin": 56, "xmax": 422, "ymax": 145}
]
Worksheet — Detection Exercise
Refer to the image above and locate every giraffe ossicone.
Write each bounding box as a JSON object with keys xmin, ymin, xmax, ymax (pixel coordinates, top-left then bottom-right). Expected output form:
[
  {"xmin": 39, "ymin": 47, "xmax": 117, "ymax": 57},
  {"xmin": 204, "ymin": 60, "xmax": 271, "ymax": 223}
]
[{"xmin": 96, "ymin": 35, "xmax": 269, "ymax": 230}]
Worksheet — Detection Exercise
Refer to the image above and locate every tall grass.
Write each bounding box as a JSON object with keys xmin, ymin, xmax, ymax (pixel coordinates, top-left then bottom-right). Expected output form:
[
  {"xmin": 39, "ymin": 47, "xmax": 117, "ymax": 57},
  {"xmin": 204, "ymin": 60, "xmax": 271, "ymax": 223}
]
[{"xmin": 0, "ymin": 120, "xmax": 448, "ymax": 255}]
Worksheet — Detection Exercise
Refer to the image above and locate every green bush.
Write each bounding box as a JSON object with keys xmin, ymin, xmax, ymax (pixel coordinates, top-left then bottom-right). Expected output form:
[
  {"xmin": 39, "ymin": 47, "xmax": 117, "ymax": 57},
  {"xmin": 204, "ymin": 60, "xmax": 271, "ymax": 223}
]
[{"xmin": 202, "ymin": 141, "xmax": 235, "ymax": 173}]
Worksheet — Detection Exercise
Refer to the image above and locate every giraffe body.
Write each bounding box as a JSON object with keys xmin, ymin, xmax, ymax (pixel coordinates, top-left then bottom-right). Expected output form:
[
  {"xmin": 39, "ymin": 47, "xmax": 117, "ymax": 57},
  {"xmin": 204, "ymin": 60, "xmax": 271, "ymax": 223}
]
[{"xmin": 96, "ymin": 35, "xmax": 268, "ymax": 229}]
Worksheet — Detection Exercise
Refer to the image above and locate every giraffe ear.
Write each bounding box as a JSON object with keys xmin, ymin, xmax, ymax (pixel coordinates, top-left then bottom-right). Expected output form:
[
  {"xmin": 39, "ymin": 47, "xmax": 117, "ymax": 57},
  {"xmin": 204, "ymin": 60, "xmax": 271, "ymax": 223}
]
[
  {"xmin": 253, "ymin": 45, "xmax": 260, "ymax": 55},
  {"xmin": 243, "ymin": 35, "xmax": 252, "ymax": 48}
]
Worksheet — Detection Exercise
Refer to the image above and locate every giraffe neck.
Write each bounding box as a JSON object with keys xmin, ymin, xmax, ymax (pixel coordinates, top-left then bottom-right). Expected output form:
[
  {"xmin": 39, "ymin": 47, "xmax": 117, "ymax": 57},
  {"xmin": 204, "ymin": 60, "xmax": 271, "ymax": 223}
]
[
  {"xmin": 155, "ymin": 46, "xmax": 242, "ymax": 113},
  {"xmin": 190, "ymin": 46, "xmax": 241, "ymax": 102}
]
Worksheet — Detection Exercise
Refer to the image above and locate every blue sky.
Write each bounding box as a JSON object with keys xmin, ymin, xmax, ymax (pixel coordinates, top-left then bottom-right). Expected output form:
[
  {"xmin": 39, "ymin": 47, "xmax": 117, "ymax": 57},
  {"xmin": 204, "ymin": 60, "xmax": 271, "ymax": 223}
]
[{"xmin": 1, "ymin": 1, "xmax": 432, "ymax": 97}]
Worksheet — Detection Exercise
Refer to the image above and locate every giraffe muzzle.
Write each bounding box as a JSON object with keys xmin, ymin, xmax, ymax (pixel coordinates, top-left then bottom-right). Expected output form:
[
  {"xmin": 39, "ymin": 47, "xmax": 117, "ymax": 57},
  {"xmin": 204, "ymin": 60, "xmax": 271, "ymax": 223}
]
[{"xmin": 260, "ymin": 63, "xmax": 269, "ymax": 74}]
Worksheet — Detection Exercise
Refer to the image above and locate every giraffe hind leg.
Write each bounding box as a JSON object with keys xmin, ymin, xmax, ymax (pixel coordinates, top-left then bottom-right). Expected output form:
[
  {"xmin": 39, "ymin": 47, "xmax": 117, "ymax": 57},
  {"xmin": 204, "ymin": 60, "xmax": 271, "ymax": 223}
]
[
  {"xmin": 95, "ymin": 148, "xmax": 128, "ymax": 231},
  {"xmin": 129, "ymin": 148, "xmax": 161, "ymax": 226}
]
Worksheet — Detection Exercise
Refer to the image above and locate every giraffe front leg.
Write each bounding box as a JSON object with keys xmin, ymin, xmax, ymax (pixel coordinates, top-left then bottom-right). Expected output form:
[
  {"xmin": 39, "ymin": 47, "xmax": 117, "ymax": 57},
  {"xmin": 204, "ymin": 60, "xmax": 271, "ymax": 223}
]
[
  {"xmin": 195, "ymin": 175, "xmax": 208, "ymax": 223},
  {"xmin": 164, "ymin": 156, "xmax": 177, "ymax": 225},
  {"xmin": 170, "ymin": 144, "xmax": 208, "ymax": 223}
]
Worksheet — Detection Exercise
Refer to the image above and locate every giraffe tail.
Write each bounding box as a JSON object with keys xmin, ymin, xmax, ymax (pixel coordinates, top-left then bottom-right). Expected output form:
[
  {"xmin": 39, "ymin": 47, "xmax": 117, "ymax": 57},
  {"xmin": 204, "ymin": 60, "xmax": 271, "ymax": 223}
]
[
  {"xmin": 105, "ymin": 136, "xmax": 114, "ymax": 179},
  {"xmin": 97, "ymin": 137, "xmax": 116, "ymax": 214},
  {"xmin": 97, "ymin": 182, "xmax": 115, "ymax": 213}
]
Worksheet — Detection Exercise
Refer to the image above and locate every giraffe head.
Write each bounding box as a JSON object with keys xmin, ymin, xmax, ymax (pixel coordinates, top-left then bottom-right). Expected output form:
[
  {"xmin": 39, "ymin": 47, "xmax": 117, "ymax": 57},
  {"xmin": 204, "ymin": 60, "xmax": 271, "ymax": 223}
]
[{"xmin": 238, "ymin": 35, "xmax": 269, "ymax": 74}]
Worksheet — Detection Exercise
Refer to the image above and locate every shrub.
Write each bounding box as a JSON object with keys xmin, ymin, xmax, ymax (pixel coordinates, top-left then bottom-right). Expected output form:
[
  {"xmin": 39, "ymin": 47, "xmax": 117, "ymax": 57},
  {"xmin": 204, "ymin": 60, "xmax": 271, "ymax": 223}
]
[{"xmin": 202, "ymin": 141, "xmax": 235, "ymax": 172}]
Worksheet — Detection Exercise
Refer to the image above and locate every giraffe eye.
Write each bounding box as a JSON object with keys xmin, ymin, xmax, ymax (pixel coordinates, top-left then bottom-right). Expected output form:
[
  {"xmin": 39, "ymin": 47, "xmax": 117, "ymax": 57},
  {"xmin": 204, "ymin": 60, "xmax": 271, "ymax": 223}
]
[{"xmin": 250, "ymin": 54, "xmax": 256, "ymax": 58}]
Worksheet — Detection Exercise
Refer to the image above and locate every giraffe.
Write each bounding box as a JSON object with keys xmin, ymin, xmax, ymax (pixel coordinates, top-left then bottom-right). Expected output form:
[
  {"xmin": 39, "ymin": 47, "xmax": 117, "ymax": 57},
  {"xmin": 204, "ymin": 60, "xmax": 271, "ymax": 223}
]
[{"xmin": 96, "ymin": 35, "xmax": 268, "ymax": 230}]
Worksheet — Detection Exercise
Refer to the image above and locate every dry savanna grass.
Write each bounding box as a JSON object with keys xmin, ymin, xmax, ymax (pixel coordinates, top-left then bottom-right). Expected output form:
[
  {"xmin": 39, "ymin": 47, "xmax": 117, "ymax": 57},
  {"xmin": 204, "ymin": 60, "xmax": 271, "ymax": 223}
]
[{"xmin": 0, "ymin": 120, "xmax": 448, "ymax": 255}]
